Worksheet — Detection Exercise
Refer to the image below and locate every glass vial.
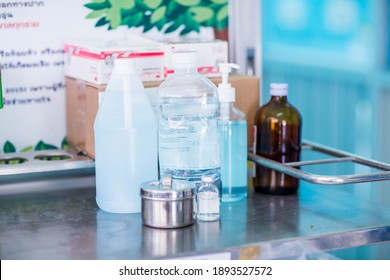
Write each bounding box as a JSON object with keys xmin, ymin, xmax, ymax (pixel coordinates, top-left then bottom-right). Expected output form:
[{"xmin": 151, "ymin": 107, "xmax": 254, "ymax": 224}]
[
  {"xmin": 197, "ymin": 174, "xmax": 220, "ymax": 221},
  {"xmin": 253, "ymin": 83, "xmax": 302, "ymax": 195}
]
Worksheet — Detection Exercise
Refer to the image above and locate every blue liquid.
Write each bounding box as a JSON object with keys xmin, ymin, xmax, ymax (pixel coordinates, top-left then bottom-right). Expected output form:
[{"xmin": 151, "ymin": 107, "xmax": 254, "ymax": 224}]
[{"xmin": 219, "ymin": 120, "xmax": 248, "ymax": 202}]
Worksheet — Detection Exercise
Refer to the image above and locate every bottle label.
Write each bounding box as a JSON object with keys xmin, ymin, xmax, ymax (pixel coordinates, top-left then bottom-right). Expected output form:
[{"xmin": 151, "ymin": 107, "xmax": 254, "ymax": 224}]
[{"xmin": 159, "ymin": 108, "xmax": 220, "ymax": 170}]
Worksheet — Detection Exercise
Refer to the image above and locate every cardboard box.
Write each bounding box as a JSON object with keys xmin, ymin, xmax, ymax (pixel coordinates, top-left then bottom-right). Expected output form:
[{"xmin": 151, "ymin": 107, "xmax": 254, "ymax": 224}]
[
  {"xmin": 64, "ymin": 37, "xmax": 165, "ymax": 84},
  {"xmin": 66, "ymin": 75, "xmax": 260, "ymax": 159},
  {"xmin": 163, "ymin": 39, "xmax": 228, "ymax": 77},
  {"xmin": 64, "ymin": 38, "xmax": 228, "ymax": 85}
]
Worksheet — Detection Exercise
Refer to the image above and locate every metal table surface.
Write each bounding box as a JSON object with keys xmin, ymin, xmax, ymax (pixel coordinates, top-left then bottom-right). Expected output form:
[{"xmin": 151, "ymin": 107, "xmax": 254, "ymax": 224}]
[{"xmin": 1, "ymin": 179, "xmax": 390, "ymax": 260}]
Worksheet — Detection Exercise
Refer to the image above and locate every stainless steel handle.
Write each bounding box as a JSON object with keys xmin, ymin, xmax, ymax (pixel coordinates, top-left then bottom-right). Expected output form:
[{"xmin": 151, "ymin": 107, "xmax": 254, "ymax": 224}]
[{"xmin": 248, "ymin": 140, "xmax": 390, "ymax": 185}]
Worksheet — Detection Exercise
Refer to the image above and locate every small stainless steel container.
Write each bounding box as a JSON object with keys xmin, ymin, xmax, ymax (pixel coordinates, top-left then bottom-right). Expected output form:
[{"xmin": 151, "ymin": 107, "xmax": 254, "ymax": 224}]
[{"xmin": 140, "ymin": 179, "xmax": 196, "ymax": 228}]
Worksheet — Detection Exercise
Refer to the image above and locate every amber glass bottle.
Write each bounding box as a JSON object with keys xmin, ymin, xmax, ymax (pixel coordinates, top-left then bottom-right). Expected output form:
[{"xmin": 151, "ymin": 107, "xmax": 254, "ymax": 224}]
[{"xmin": 254, "ymin": 83, "xmax": 302, "ymax": 195}]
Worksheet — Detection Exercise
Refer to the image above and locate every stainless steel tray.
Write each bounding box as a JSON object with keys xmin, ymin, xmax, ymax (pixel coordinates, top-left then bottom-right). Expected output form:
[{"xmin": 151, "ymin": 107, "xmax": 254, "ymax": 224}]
[
  {"xmin": 248, "ymin": 140, "xmax": 390, "ymax": 185},
  {"xmin": 0, "ymin": 148, "xmax": 95, "ymax": 195},
  {"xmin": 0, "ymin": 148, "xmax": 95, "ymax": 180}
]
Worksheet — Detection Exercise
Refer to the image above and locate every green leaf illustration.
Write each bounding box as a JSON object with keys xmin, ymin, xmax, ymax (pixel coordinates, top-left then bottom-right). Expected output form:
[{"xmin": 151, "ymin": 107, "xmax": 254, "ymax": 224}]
[
  {"xmin": 122, "ymin": 12, "xmax": 143, "ymax": 27},
  {"xmin": 167, "ymin": 0, "xmax": 179, "ymax": 13},
  {"xmin": 84, "ymin": 1, "xmax": 110, "ymax": 10},
  {"xmin": 216, "ymin": 5, "xmax": 228, "ymax": 22},
  {"xmin": 121, "ymin": 6, "xmax": 140, "ymax": 17},
  {"xmin": 142, "ymin": 20, "xmax": 154, "ymax": 32},
  {"xmin": 155, "ymin": 18, "xmax": 166, "ymax": 31},
  {"xmin": 109, "ymin": 0, "xmax": 135, "ymax": 10},
  {"xmin": 144, "ymin": 0, "xmax": 163, "ymax": 9},
  {"xmin": 180, "ymin": 26, "xmax": 192, "ymax": 35},
  {"xmin": 134, "ymin": 0, "xmax": 149, "ymax": 11},
  {"xmin": 175, "ymin": 0, "xmax": 200, "ymax": 7},
  {"xmin": 86, "ymin": 9, "xmax": 108, "ymax": 19},
  {"xmin": 183, "ymin": 11, "xmax": 200, "ymax": 32},
  {"xmin": 151, "ymin": 5, "xmax": 166, "ymax": 24},
  {"xmin": 84, "ymin": 0, "xmax": 229, "ymax": 36},
  {"xmin": 211, "ymin": 0, "xmax": 227, "ymax": 4},
  {"xmin": 189, "ymin": 6, "xmax": 214, "ymax": 23},
  {"xmin": 95, "ymin": 16, "xmax": 109, "ymax": 27},
  {"xmin": 34, "ymin": 141, "xmax": 58, "ymax": 151},
  {"xmin": 106, "ymin": 7, "xmax": 121, "ymax": 29},
  {"xmin": 3, "ymin": 141, "xmax": 16, "ymax": 153},
  {"xmin": 61, "ymin": 137, "xmax": 70, "ymax": 150},
  {"xmin": 20, "ymin": 146, "xmax": 33, "ymax": 152},
  {"xmin": 216, "ymin": 16, "xmax": 227, "ymax": 31},
  {"xmin": 203, "ymin": 16, "xmax": 216, "ymax": 28},
  {"xmin": 164, "ymin": 16, "xmax": 184, "ymax": 33}
]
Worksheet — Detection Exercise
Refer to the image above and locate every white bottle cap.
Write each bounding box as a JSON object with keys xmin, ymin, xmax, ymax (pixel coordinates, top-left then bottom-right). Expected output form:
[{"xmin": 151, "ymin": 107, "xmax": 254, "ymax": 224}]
[
  {"xmin": 171, "ymin": 51, "xmax": 199, "ymax": 68},
  {"xmin": 270, "ymin": 83, "xmax": 288, "ymax": 96},
  {"xmin": 218, "ymin": 63, "xmax": 240, "ymax": 102}
]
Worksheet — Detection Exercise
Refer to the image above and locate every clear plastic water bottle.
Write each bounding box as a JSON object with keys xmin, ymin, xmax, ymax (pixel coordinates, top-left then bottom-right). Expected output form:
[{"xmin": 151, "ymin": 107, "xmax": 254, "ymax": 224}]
[
  {"xmin": 197, "ymin": 174, "xmax": 220, "ymax": 222},
  {"xmin": 158, "ymin": 51, "xmax": 220, "ymax": 187},
  {"xmin": 94, "ymin": 58, "xmax": 158, "ymax": 213}
]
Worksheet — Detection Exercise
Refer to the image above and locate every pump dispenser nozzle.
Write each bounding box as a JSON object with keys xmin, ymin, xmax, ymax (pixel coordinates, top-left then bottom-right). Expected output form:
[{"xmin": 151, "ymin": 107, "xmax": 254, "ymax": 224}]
[{"xmin": 218, "ymin": 63, "xmax": 240, "ymax": 103}]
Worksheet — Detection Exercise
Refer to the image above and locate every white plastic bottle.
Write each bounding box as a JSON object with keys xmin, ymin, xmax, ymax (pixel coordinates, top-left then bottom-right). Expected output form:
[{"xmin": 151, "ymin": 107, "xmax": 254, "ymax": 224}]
[
  {"xmin": 218, "ymin": 63, "xmax": 248, "ymax": 202},
  {"xmin": 158, "ymin": 51, "xmax": 220, "ymax": 187},
  {"xmin": 94, "ymin": 59, "xmax": 158, "ymax": 213}
]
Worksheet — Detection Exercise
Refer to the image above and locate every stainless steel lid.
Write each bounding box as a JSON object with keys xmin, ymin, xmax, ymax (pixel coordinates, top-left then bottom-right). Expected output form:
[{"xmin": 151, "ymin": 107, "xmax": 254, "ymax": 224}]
[{"xmin": 140, "ymin": 180, "xmax": 195, "ymax": 200}]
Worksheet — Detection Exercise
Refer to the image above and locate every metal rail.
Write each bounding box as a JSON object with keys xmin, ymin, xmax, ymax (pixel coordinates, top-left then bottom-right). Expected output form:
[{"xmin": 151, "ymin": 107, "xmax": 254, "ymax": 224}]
[
  {"xmin": 248, "ymin": 140, "xmax": 390, "ymax": 185},
  {"xmin": 3, "ymin": 140, "xmax": 390, "ymax": 186}
]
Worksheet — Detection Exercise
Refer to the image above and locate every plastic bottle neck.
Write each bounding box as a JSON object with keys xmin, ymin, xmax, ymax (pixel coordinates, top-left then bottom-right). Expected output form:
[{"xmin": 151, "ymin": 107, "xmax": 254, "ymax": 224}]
[
  {"xmin": 220, "ymin": 102, "xmax": 233, "ymax": 120},
  {"xmin": 173, "ymin": 66, "xmax": 198, "ymax": 76}
]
